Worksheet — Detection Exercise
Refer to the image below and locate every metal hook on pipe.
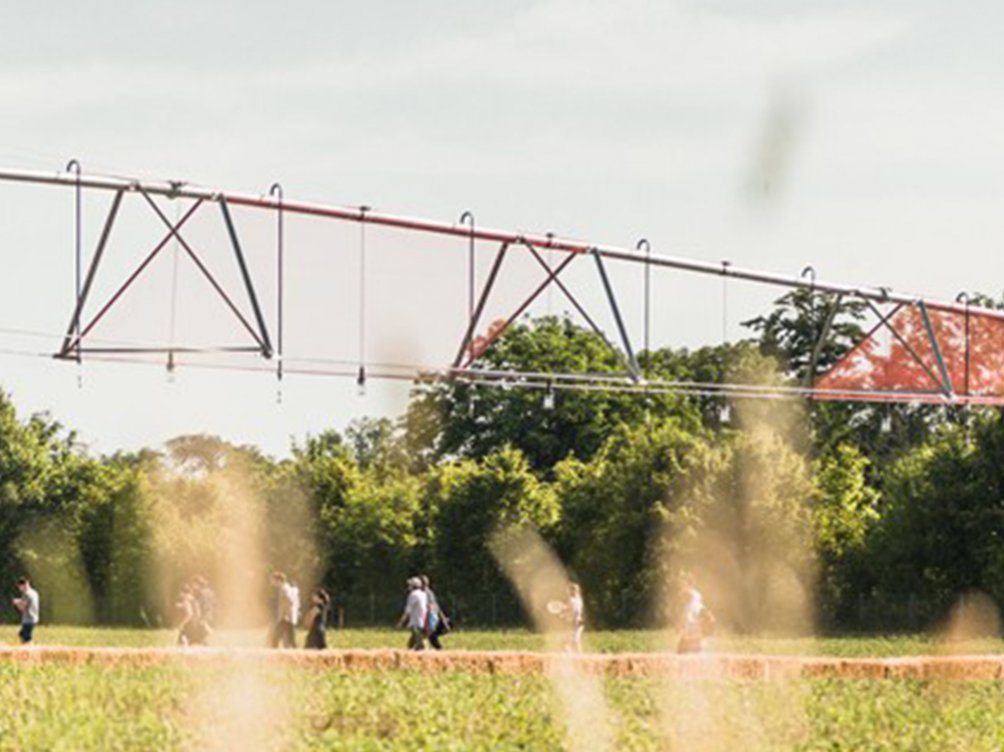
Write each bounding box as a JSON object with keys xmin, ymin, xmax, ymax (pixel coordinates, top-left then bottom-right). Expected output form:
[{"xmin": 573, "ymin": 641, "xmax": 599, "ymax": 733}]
[{"xmin": 801, "ymin": 265, "xmax": 816, "ymax": 289}]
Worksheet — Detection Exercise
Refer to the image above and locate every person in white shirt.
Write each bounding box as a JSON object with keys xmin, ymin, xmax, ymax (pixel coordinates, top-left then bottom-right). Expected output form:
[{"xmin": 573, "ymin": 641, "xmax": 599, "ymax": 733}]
[
  {"xmin": 566, "ymin": 583, "xmax": 585, "ymax": 653},
  {"xmin": 13, "ymin": 577, "xmax": 39, "ymax": 644},
  {"xmin": 397, "ymin": 577, "xmax": 428, "ymax": 650},
  {"xmin": 289, "ymin": 582, "xmax": 301, "ymax": 628},
  {"xmin": 677, "ymin": 573, "xmax": 710, "ymax": 653},
  {"xmin": 269, "ymin": 571, "xmax": 297, "ymax": 648}
]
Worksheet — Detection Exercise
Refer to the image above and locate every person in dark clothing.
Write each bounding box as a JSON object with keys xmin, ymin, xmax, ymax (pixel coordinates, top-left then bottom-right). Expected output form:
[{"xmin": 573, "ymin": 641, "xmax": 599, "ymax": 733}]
[{"xmin": 304, "ymin": 589, "xmax": 330, "ymax": 650}]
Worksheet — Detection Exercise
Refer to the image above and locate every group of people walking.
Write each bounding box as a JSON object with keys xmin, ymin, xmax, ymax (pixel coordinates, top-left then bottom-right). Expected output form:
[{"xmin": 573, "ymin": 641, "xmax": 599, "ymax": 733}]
[
  {"xmin": 11, "ymin": 567, "xmax": 708, "ymax": 655},
  {"xmin": 268, "ymin": 570, "xmax": 330, "ymax": 650},
  {"xmin": 398, "ymin": 574, "xmax": 450, "ymax": 650},
  {"xmin": 175, "ymin": 575, "xmax": 215, "ymax": 646},
  {"xmin": 15, "ymin": 572, "xmax": 711, "ymax": 655}
]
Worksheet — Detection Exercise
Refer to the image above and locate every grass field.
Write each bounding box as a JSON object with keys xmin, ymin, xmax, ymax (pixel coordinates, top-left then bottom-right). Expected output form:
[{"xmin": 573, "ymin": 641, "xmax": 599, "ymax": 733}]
[{"xmin": 2, "ymin": 626, "xmax": 1004, "ymax": 750}]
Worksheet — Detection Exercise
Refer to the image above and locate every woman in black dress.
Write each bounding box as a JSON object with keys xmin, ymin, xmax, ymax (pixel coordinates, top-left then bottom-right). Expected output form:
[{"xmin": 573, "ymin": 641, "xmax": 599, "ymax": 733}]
[{"xmin": 304, "ymin": 589, "xmax": 330, "ymax": 649}]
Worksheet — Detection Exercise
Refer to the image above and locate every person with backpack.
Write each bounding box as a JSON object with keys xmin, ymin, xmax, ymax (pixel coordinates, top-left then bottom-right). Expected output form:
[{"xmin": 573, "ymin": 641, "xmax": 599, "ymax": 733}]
[{"xmin": 420, "ymin": 575, "xmax": 449, "ymax": 650}]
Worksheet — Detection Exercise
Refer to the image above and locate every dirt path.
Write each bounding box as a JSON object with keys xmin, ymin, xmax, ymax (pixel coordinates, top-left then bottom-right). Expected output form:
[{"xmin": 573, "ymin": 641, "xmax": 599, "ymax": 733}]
[{"xmin": 2, "ymin": 646, "xmax": 1003, "ymax": 679}]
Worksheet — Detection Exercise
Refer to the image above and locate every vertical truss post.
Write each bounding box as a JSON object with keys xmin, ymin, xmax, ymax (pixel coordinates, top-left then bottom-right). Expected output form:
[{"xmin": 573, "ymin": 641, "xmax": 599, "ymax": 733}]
[
  {"xmin": 58, "ymin": 189, "xmax": 125, "ymax": 359},
  {"xmin": 220, "ymin": 197, "xmax": 273, "ymax": 357},
  {"xmin": 593, "ymin": 248, "xmax": 641, "ymax": 381},
  {"xmin": 805, "ymin": 293, "xmax": 842, "ymax": 388},
  {"xmin": 453, "ymin": 242, "xmax": 510, "ymax": 369},
  {"xmin": 917, "ymin": 299, "xmax": 954, "ymax": 398}
]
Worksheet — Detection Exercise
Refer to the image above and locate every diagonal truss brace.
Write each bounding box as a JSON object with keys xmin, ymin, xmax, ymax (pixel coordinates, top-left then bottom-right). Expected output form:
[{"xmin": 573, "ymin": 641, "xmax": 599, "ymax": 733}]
[
  {"xmin": 864, "ymin": 300, "xmax": 949, "ymax": 396},
  {"xmin": 57, "ymin": 190, "xmax": 273, "ymax": 360}
]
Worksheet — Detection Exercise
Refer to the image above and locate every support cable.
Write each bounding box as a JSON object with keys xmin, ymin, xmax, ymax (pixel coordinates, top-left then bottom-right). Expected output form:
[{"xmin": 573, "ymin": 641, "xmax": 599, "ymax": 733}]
[
  {"xmin": 358, "ymin": 206, "xmax": 370, "ymax": 394},
  {"xmin": 459, "ymin": 211, "xmax": 475, "ymax": 322},
  {"xmin": 636, "ymin": 239, "xmax": 651, "ymax": 362},
  {"xmin": 66, "ymin": 159, "xmax": 83, "ymax": 385},
  {"xmin": 167, "ymin": 198, "xmax": 182, "ymax": 380},
  {"xmin": 720, "ymin": 259, "xmax": 732, "ymax": 424},
  {"xmin": 271, "ymin": 182, "xmax": 284, "ymax": 401}
]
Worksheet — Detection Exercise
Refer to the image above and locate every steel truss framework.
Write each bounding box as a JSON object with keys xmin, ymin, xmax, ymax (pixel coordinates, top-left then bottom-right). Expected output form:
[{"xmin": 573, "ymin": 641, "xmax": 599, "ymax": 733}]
[{"xmin": 2, "ymin": 164, "xmax": 1004, "ymax": 405}]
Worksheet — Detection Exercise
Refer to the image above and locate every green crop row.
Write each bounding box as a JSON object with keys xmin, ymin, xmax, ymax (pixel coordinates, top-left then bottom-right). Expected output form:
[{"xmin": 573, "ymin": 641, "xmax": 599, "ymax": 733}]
[{"xmin": 0, "ymin": 661, "xmax": 1002, "ymax": 751}]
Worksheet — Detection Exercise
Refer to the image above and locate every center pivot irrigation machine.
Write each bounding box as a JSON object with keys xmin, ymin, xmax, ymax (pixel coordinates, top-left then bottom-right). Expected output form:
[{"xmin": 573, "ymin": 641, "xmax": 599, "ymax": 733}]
[{"xmin": 2, "ymin": 163, "xmax": 1004, "ymax": 405}]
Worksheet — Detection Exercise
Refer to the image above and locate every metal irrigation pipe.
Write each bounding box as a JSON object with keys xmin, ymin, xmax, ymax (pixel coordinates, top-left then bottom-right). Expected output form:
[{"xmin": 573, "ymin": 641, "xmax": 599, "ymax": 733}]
[{"xmin": 2, "ymin": 166, "xmax": 1001, "ymax": 322}]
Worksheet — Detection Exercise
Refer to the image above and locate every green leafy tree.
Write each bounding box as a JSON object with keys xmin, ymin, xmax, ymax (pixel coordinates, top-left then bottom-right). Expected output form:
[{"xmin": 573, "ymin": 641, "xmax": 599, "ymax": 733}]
[
  {"xmin": 345, "ymin": 417, "xmax": 409, "ymax": 475},
  {"xmin": 811, "ymin": 443, "xmax": 880, "ymax": 624},
  {"xmin": 322, "ymin": 471, "xmax": 421, "ymax": 599},
  {"xmin": 426, "ymin": 446, "xmax": 559, "ymax": 606},
  {"xmin": 553, "ymin": 418, "xmax": 703, "ymax": 626},
  {"xmin": 743, "ymin": 289, "xmax": 867, "ymax": 382},
  {"xmin": 664, "ymin": 426, "xmax": 818, "ymax": 634},
  {"xmin": 863, "ymin": 414, "xmax": 1004, "ymax": 620},
  {"xmin": 409, "ymin": 316, "xmax": 696, "ymax": 472}
]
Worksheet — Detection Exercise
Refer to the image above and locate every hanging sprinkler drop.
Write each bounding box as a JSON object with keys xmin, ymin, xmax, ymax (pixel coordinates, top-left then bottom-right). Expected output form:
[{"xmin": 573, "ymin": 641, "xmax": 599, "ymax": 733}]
[
  {"xmin": 719, "ymin": 401, "xmax": 732, "ymax": 426},
  {"xmin": 543, "ymin": 382, "xmax": 555, "ymax": 411}
]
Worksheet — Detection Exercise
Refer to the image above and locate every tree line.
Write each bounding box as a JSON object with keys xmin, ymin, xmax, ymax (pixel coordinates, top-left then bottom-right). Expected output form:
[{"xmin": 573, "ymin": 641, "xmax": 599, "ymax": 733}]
[{"xmin": 2, "ymin": 291, "xmax": 1003, "ymax": 631}]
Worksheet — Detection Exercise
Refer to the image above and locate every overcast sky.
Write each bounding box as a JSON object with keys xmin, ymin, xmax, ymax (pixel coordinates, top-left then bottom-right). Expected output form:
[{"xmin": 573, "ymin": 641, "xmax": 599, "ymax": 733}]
[{"xmin": 1, "ymin": 0, "xmax": 1003, "ymax": 457}]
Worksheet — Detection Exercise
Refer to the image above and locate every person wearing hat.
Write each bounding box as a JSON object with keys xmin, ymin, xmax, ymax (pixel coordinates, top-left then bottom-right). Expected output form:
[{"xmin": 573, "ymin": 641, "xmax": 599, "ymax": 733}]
[{"xmin": 397, "ymin": 577, "xmax": 428, "ymax": 650}]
